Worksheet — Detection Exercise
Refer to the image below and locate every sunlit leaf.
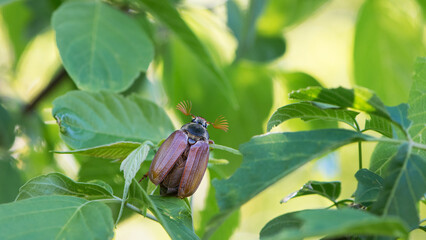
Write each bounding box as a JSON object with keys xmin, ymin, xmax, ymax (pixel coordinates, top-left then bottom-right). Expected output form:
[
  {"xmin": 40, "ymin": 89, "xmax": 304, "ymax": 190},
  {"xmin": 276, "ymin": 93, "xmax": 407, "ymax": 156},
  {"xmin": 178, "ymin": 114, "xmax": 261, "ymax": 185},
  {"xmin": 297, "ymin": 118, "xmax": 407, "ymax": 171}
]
[
  {"xmin": 372, "ymin": 143, "xmax": 426, "ymax": 229},
  {"xmin": 54, "ymin": 141, "xmax": 142, "ymax": 161},
  {"xmin": 260, "ymin": 208, "xmax": 408, "ymax": 239},
  {"xmin": 267, "ymin": 102, "xmax": 358, "ymax": 132},
  {"xmin": 52, "ymin": 91, "xmax": 174, "ymax": 149},
  {"xmin": 354, "ymin": 169, "xmax": 383, "ymax": 205},
  {"xmin": 136, "ymin": 0, "xmax": 237, "ymax": 107},
  {"xmin": 15, "ymin": 172, "xmax": 113, "ymax": 201},
  {"xmin": 281, "ymin": 181, "xmax": 341, "ymax": 204},
  {"xmin": 52, "ymin": 1, "xmax": 154, "ymax": 92},
  {"xmin": 290, "ymin": 86, "xmax": 389, "ymax": 118},
  {"xmin": 207, "ymin": 158, "xmax": 229, "ymax": 166},
  {"xmin": 214, "ymin": 129, "xmax": 373, "ymax": 212},
  {"xmin": 132, "ymin": 180, "xmax": 199, "ymax": 240},
  {"xmin": 257, "ymin": 0, "xmax": 330, "ymax": 35},
  {"xmin": 0, "ymin": 1, "xmax": 31, "ymax": 64},
  {"xmin": 0, "ymin": 195, "xmax": 114, "ymax": 240},
  {"xmin": 408, "ymin": 57, "xmax": 426, "ymax": 152},
  {"xmin": 354, "ymin": 0, "xmax": 424, "ymax": 105}
]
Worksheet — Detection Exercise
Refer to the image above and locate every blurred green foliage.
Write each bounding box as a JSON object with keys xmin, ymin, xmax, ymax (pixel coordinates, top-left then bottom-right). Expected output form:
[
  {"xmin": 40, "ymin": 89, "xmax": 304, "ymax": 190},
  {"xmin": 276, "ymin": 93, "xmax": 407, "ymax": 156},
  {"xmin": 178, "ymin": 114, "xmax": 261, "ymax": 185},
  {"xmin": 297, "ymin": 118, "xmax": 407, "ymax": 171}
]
[{"xmin": 0, "ymin": 0, "xmax": 425, "ymax": 239}]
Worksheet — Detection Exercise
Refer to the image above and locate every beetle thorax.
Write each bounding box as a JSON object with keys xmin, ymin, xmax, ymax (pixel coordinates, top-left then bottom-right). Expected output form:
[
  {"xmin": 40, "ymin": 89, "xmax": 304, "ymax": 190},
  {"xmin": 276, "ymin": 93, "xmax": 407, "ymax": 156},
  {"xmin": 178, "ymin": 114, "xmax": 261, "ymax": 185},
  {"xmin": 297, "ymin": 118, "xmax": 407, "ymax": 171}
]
[{"xmin": 181, "ymin": 120, "xmax": 209, "ymax": 141}]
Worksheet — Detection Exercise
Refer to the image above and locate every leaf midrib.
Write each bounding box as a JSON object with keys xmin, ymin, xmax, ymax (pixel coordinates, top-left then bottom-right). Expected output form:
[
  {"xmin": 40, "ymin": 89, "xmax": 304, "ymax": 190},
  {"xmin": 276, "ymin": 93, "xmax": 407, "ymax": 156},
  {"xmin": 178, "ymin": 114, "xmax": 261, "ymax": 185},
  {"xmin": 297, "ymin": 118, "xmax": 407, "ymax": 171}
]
[
  {"xmin": 55, "ymin": 201, "xmax": 91, "ymax": 239},
  {"xmin": 88, "ymin": 2, "xmax": 101, "ymax": 83},
  {"xmin": 382, "ymin": 144, "xmax": 412, "ymax": 216}
]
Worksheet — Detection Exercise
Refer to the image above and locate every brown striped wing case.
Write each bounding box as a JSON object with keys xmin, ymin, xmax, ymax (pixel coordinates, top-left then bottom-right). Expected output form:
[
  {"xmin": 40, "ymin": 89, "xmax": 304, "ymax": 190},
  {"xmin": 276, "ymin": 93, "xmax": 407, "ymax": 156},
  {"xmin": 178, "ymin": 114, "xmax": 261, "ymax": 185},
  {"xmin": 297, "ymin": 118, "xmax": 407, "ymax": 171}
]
[{"xmin": 148, "ymin": 130, "xmax": 209, "ymax": 198}]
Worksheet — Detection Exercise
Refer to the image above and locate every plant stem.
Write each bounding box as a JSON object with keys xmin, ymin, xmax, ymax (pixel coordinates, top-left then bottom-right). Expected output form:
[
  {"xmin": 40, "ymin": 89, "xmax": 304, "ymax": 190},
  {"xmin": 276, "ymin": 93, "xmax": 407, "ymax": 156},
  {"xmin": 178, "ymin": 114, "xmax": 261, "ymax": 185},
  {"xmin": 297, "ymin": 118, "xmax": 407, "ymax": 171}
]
[
  {"xmin": 210, "ymin": 144, "xmax": 241, "ymax": 155},
  {"xmin": 354, "ymin": 120, "xmax": 363, "ymax": 170},
  {"xmin": 358, "ymin": 141, "xmax": 363, "ymax": 169},
  {"xmin": 369, "ymin": 137, "xmax": 426, "ymax": 150},
  {"xmin": 326, "ymin": 199, "xmax": 354, "ymax": 209},
  {"xmin": 97, "ymin": 197, "xmax": 158, "ymax": 222}
]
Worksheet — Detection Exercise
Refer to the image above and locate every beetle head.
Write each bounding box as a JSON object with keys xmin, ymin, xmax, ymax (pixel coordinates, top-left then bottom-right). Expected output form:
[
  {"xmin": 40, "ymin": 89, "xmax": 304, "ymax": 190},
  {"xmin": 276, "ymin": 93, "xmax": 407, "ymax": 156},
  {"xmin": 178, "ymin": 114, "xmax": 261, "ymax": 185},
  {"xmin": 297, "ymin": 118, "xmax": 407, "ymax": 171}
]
[
  {"xmin": 192, "ymin": 116, "xmax": 208, "ymax": 128},
  {"xmin": 176, "ymin": 100, "xmax": 229, "ymax": 132}
]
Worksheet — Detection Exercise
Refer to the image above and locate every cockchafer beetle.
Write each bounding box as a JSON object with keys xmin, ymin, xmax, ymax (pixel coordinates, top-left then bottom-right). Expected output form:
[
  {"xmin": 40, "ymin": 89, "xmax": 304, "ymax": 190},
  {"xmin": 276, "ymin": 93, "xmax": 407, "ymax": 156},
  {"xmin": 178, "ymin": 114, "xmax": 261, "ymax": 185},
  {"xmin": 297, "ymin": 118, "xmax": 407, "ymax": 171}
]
[{"xmin": 148, "ymin": 101, "xmax": 228, "ymax": 198}]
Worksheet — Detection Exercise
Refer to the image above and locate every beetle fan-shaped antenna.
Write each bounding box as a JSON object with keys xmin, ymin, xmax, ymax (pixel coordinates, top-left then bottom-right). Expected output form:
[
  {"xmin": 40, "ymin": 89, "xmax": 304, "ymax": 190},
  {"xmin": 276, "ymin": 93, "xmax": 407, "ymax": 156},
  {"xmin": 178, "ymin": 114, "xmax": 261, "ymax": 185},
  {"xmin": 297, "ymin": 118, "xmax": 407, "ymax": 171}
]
[
  {"xmin": 176, "ymin": 100, "xmax": 194, "ymax": 117},
  {"xmin": 209, "ymin": 115, "xmax": 229, "ymax": 132}
]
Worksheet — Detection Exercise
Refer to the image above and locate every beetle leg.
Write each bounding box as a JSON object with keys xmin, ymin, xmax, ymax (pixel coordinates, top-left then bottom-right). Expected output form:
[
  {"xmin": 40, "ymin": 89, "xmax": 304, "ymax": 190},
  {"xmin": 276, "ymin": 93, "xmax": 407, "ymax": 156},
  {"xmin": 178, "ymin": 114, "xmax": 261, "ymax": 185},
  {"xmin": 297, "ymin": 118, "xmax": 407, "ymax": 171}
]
[
  {"xmin": 138, "ymin": 172, "xmax": 148, "ymax": 183},
  {"xmin": 148, "ymin": 130, "xmax": 188, "ymax": 185},
  {"xmin": 178, "ymin": 140, "xmax": 209, "ymax": 198}
]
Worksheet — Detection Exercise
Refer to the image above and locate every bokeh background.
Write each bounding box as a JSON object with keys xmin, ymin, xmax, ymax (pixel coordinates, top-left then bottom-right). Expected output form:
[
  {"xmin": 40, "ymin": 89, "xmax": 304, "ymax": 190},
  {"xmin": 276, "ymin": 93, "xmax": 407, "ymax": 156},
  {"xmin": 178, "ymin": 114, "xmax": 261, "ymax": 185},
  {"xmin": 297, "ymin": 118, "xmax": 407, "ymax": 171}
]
[{"xmin": 0, "ymin": 0, "xmax": 425, "ymax": 239}]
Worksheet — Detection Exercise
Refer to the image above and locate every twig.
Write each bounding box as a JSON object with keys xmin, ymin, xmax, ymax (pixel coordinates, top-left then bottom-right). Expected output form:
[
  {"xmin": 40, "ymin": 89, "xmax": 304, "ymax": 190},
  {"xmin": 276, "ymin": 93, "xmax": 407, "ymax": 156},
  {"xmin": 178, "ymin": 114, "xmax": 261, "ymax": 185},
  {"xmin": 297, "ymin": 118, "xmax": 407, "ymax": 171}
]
[{"xmin": 23, "ymin": 67, "xmax": 68, "ymax": 114}]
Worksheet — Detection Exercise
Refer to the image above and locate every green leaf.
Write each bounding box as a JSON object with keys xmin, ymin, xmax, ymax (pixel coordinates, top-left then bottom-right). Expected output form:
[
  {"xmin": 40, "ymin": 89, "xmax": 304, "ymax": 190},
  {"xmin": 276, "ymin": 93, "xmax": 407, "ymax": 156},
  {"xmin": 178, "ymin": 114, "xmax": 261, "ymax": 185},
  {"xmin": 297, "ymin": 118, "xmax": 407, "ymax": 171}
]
[
  {"xmin": 52, "ymin": 1, "xmax": 153, "ymax": 92},
  {"xmin": 364, "ymin": 115, "xmax": 393, "ymax": 138},
  {"xmin": 259, "ymin": 208, "xmax": 408, "ymax": 239},
  {"xmin": 387, "ymin": 104, "xmax": 412, "ymax": 131},
  {"xmin": 214, "ymin": 129, "xmax": 373, "ymax": 212},
  {"xmin": 0, "ymin": 156, "xmax": 22, "ymax": 203},
  {"xmin": 267, "ymin": 102, "xmax": 358, "ymax": 132},
  {"xmin": 0, "ymin": 0, "xmax": 19, "ymax": 6},
  {"xmin": 364, "ymin": 104, "xmax": 411, "ymax": 138},
  {"xmin": 54, "ymin": 141, "xmax": 142, "ymax": 161},
  {"xmin": 52, "ymin": 91, "xmax": 174, "ymax": 149},
  {"xmin": 197, "ymin": 167, "xmax": 240, "ymax": 240},
  {"xmin": 290, "ymin": 86, "xmax": 389, "ymax": 119},
  {"xmin": 408, "ymin": 57, "xmax": 426, "ymax": 150},
  {"xmin": 136, "ymin": 0, "xmax": 237, "ymax": 107},
  {"xmin": 281, "ymin": 181, "xmax": 341, "ymax": 204},
  {"xmin": 354, "ymin": 169, "xmax": 384, "ymax": 205},
  {"xmin": 117, "ymin": 142, "xmax": 151, "ymax": 224},
  {"xmin": 372, "ymin": 143, "xmax": 426, "ymax": 229},
  {"xmin": 241, "ymin": 33, "xmax": 286, "ymax": 62},
  {"xmin": 369, "ymin": 142, "xmax": 400, "ymax": 176},
  {"xmin": 25, "ymin": 0, "xmax": 61, "ymax": 40},
  {"xmin": 0, "ymin": 195, "xmax": 114, "ymax": 240},
  {"xmin": 257, "ymin": 0, "xmax": 330, "ymax": 35},
  {"xmin": 163, "ymin": 59, "xmax": 271, "ymax": 176},
  {"xmin": 226, "ymin": 0, "xmax": 243, "ymax": 41},
  {"xmin": 233, "ymin": 0, "xmax": 286, "ymax": 62},
  {"xmin": 132, "ymin": 180, "xmax": 199, "ymax": 240},
  {"xmin": 209, "ymin": 144, "xmax": 241, "ymax": 156},
  {"xmin": 354, "ymin": 0, "xmax": 424, "ymax": 105},
  {"xmin": 274, "ymin": 72, "xmax": 338, "ymax": 131},
  {"xmin": 78, "ymin": 156, "xmax": 127, "ymax": 219},
  {"xmin": 15, "ymin": 172, "xmax": 113, "ymax": 201},
  {"xmin": 0, "ymin": 1, "xmax": 31, "ymax": 67},
  {"xmin": 0, "ymin": 104, "xmax": 15, "ymax": 150}
]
